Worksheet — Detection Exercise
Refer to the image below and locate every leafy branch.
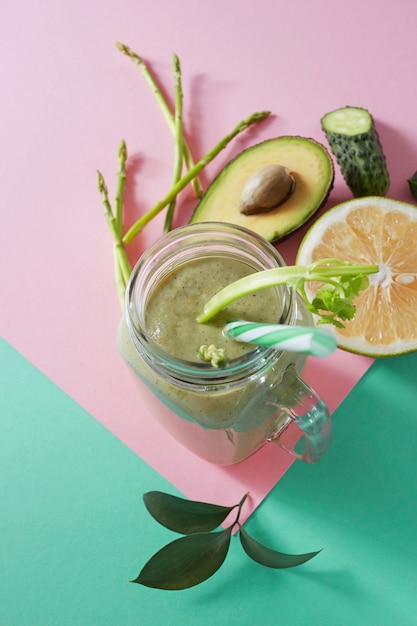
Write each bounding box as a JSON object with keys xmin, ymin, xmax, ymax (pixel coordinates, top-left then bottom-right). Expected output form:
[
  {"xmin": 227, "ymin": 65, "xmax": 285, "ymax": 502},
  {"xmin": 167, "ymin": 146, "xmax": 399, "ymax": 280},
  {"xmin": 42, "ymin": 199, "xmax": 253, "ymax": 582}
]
[{"xmin": 132, "ymin": 491, "xmax": 320, "ymax": 590}]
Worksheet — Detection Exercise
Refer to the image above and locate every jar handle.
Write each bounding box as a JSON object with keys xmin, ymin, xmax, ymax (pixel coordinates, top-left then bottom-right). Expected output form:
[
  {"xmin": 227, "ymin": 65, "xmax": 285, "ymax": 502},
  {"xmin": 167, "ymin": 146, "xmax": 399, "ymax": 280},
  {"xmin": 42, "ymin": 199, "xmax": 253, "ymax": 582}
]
[{"xmin": 266, "ymin": 365, "xmax": 332, "ymax": 463}]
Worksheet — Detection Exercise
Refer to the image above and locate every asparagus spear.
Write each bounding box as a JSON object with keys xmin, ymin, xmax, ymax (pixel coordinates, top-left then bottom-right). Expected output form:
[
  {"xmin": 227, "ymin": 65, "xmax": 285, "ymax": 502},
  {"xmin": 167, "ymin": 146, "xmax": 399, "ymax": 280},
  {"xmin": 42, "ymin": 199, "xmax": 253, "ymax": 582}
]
[
  {"xmin": 163, "ymin": 54, "xmax": 184, "ymax": 233},
  {"xmin": 116, "ymin": 42, "xmax": 203, "ymax": 198},
  {"xmin": 123, "ymin": 110, "xmax": 271, "ymax": 243},
  {"xmin": 114, "ymin": 140, "xmax": 127, "ymax": 234},
  {"xmin": 97, "ymin": 140, "xmax": 132, "ymax": 309}
]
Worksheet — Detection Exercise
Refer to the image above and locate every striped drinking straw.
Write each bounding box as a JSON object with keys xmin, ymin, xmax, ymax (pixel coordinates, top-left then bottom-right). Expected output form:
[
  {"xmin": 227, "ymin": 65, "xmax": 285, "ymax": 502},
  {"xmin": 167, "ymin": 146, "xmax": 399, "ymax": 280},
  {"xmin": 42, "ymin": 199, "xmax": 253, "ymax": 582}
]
[{"xmin": 223, "ymin": 320, "xmax": 337, "ymax": 357}]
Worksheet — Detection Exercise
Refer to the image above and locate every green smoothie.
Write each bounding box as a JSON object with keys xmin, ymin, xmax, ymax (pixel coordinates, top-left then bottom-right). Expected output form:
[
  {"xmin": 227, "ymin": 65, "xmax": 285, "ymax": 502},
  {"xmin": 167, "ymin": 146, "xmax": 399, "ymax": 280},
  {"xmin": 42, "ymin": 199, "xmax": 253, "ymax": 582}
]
[
  {"xmin": 118, "ymin": 254, "xmax": 297, "ymax": 436},
  {"xmin": 118, "ymin": 224, "xmax": 328, "ymax": 465},
  {"xmin": 145, "ymin": 256, "xmax": 280, "ymax": 362}
]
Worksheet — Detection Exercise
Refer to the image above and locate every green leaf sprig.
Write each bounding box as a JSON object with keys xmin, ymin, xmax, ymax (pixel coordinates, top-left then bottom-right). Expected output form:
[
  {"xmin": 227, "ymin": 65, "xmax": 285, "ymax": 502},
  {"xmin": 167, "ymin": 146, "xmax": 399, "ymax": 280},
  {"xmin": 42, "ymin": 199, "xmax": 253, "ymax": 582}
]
[
  {"xmin": 132, "ymin": 491, "xmax": 320, "ymax": 590},
  {"xmin": 197, "ymin": 258, "xmax": 379, "ymax": 328}
]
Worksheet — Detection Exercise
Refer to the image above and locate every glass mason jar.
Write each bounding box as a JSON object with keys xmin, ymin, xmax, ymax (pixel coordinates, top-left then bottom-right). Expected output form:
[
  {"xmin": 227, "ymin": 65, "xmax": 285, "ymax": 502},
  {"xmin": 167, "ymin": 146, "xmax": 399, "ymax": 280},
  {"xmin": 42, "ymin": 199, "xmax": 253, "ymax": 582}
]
[{"xmin": 117, "ymin": 222, "xmax": 332, "ymax": 466}]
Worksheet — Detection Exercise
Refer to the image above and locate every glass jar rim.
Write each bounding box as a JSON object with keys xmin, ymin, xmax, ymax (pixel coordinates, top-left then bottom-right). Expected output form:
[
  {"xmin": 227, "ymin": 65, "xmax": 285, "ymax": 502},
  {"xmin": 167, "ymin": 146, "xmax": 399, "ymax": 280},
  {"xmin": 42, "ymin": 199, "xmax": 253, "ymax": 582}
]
[{"xmin": 125, "ymin": 222, "xmax": 296, "ymax": 385}]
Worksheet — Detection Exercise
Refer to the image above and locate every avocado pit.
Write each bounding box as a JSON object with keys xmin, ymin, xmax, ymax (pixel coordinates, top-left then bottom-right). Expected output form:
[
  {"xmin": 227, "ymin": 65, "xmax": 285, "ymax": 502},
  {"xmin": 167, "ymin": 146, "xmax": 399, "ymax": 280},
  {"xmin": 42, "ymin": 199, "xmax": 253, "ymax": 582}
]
[{"xmin": 239, "ymin": 164, "xmax": 295, "ymax": 215}]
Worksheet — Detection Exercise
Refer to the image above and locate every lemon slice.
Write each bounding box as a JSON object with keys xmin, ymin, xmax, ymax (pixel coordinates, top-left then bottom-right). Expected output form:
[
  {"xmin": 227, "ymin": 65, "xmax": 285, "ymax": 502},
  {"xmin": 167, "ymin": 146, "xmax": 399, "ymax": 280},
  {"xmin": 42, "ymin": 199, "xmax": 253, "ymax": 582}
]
[{"xmin": 296, "ymin": 197, "xmax": 417, "ymax": 356}]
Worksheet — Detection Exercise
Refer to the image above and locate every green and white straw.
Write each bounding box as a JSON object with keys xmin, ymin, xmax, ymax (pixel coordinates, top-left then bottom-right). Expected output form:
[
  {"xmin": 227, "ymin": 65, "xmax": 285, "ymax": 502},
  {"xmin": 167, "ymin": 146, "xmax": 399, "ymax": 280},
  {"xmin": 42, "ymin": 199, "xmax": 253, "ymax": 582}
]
[{"xmin": 223, "ymin": 321, "xmax": 337, "ymax": 357}]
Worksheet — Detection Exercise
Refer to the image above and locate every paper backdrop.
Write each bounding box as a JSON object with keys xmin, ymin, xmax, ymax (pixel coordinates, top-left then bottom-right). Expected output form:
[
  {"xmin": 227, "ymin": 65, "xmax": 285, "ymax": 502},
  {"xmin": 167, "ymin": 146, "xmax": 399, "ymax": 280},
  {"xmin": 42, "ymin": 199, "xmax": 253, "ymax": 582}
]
[{"xmin": 2, "ymin": 0, "xmax": 416, "ymax": 519}]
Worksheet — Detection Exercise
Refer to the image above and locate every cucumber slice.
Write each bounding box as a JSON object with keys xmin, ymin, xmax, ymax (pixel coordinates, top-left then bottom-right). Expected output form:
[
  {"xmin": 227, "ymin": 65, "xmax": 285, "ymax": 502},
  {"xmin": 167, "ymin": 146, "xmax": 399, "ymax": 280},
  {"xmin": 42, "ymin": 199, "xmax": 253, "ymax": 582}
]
[{"xmin": 321, "ymin": 106, "xmax": 389, "ymax": 197}]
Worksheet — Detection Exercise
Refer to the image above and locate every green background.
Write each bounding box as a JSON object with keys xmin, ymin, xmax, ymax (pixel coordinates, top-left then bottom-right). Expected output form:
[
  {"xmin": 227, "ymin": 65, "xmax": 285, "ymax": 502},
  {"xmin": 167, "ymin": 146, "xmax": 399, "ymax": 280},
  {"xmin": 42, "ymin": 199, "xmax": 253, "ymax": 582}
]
[{"xmin": 1, "ymin": 337, "xmax": 416, "ymax": 625}]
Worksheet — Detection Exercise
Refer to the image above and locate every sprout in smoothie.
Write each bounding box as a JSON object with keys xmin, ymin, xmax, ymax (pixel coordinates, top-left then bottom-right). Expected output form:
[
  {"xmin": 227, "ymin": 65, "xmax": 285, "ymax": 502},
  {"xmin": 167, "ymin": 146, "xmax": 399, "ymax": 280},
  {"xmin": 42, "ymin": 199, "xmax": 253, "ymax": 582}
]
[
  {"xmin": 197, "ymin": 259, "xmax": 379, "ymax": 328},
  {"xmin": 198, "ymin": 344, "xmax": 228, "ymax": 368}
]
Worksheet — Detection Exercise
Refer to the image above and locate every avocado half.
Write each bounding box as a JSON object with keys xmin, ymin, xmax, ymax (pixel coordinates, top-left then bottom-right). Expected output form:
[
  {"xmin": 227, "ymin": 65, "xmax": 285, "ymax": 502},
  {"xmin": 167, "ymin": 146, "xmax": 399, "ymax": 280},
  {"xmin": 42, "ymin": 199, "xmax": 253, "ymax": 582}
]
[{"xmin": 190, "ymin": 136, "xmax": 334, "ymax": 242}]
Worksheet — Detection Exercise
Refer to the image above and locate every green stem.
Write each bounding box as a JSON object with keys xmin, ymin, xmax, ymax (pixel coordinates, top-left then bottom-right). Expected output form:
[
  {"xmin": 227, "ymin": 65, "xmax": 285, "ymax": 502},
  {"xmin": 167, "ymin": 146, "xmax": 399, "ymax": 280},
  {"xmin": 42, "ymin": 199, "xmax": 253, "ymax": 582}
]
[
  {"xmin": 116, "ymin": 42, "xmax": 204, "ymax": 198},
  {"xmin": 232, "ymin": 492, "xmax": 249, "ymax": 529},
  {"xmin": 197, "ymin": 262, "xmax": 379, "ymax": 323},
  {"xmin": 123, "ymin": 110, "xmax": 271, "ymax": 243},
  {"xmin": 164, "ymin": 54, "xmax": 184, "ymax": 233}
]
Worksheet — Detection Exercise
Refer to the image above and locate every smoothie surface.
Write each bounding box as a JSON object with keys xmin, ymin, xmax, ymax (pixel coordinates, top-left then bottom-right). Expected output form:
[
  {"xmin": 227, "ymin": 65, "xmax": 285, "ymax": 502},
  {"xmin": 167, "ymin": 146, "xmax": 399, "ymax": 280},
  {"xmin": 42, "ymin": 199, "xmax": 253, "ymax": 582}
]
[{"xmin": 145, "ymin": 257, "xmax": 281, "ymax": 362}]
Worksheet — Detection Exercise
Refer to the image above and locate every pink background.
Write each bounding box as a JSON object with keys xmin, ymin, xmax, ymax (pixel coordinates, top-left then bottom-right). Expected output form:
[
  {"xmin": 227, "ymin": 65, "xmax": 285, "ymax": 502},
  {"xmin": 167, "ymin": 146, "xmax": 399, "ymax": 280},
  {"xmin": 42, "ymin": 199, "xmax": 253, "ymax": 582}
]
[{"xmin": 2, "ymin": 0, "xmax": 416, "ymax": 519}]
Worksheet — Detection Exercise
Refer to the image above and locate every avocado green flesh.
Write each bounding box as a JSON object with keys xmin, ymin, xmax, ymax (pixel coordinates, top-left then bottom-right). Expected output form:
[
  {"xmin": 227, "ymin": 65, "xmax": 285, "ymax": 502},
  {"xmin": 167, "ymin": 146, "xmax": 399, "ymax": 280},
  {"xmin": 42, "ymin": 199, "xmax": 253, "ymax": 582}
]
[{"xmin": 190, "ymin": 136, "xmax": 334, "ymax": 242}]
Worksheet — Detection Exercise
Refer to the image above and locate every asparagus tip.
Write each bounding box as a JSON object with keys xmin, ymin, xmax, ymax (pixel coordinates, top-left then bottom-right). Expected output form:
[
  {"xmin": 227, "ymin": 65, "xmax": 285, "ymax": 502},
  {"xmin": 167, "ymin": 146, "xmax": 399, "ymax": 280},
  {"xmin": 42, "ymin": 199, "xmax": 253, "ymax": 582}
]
[
  {"xmin": 97, "ymin": 170, "xmax": 107, "ymax": 192},
  {"xmin": 116, "ymin": 41, "xmax": 143, "ymax": 64},
  {"xmin": 254, "ymin": 110, "xmax": 271, "ymax": 121},
  {"xmin": 115, "ymin": 41, "xmax": 127, "ymax": 52},
  {"xmin": 172, "ymin": 53, "xmax": 181, "ymax": 70},
  {"xmin": 118, "ymin": 139, "xmax": 127, "ymax": 161}
]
